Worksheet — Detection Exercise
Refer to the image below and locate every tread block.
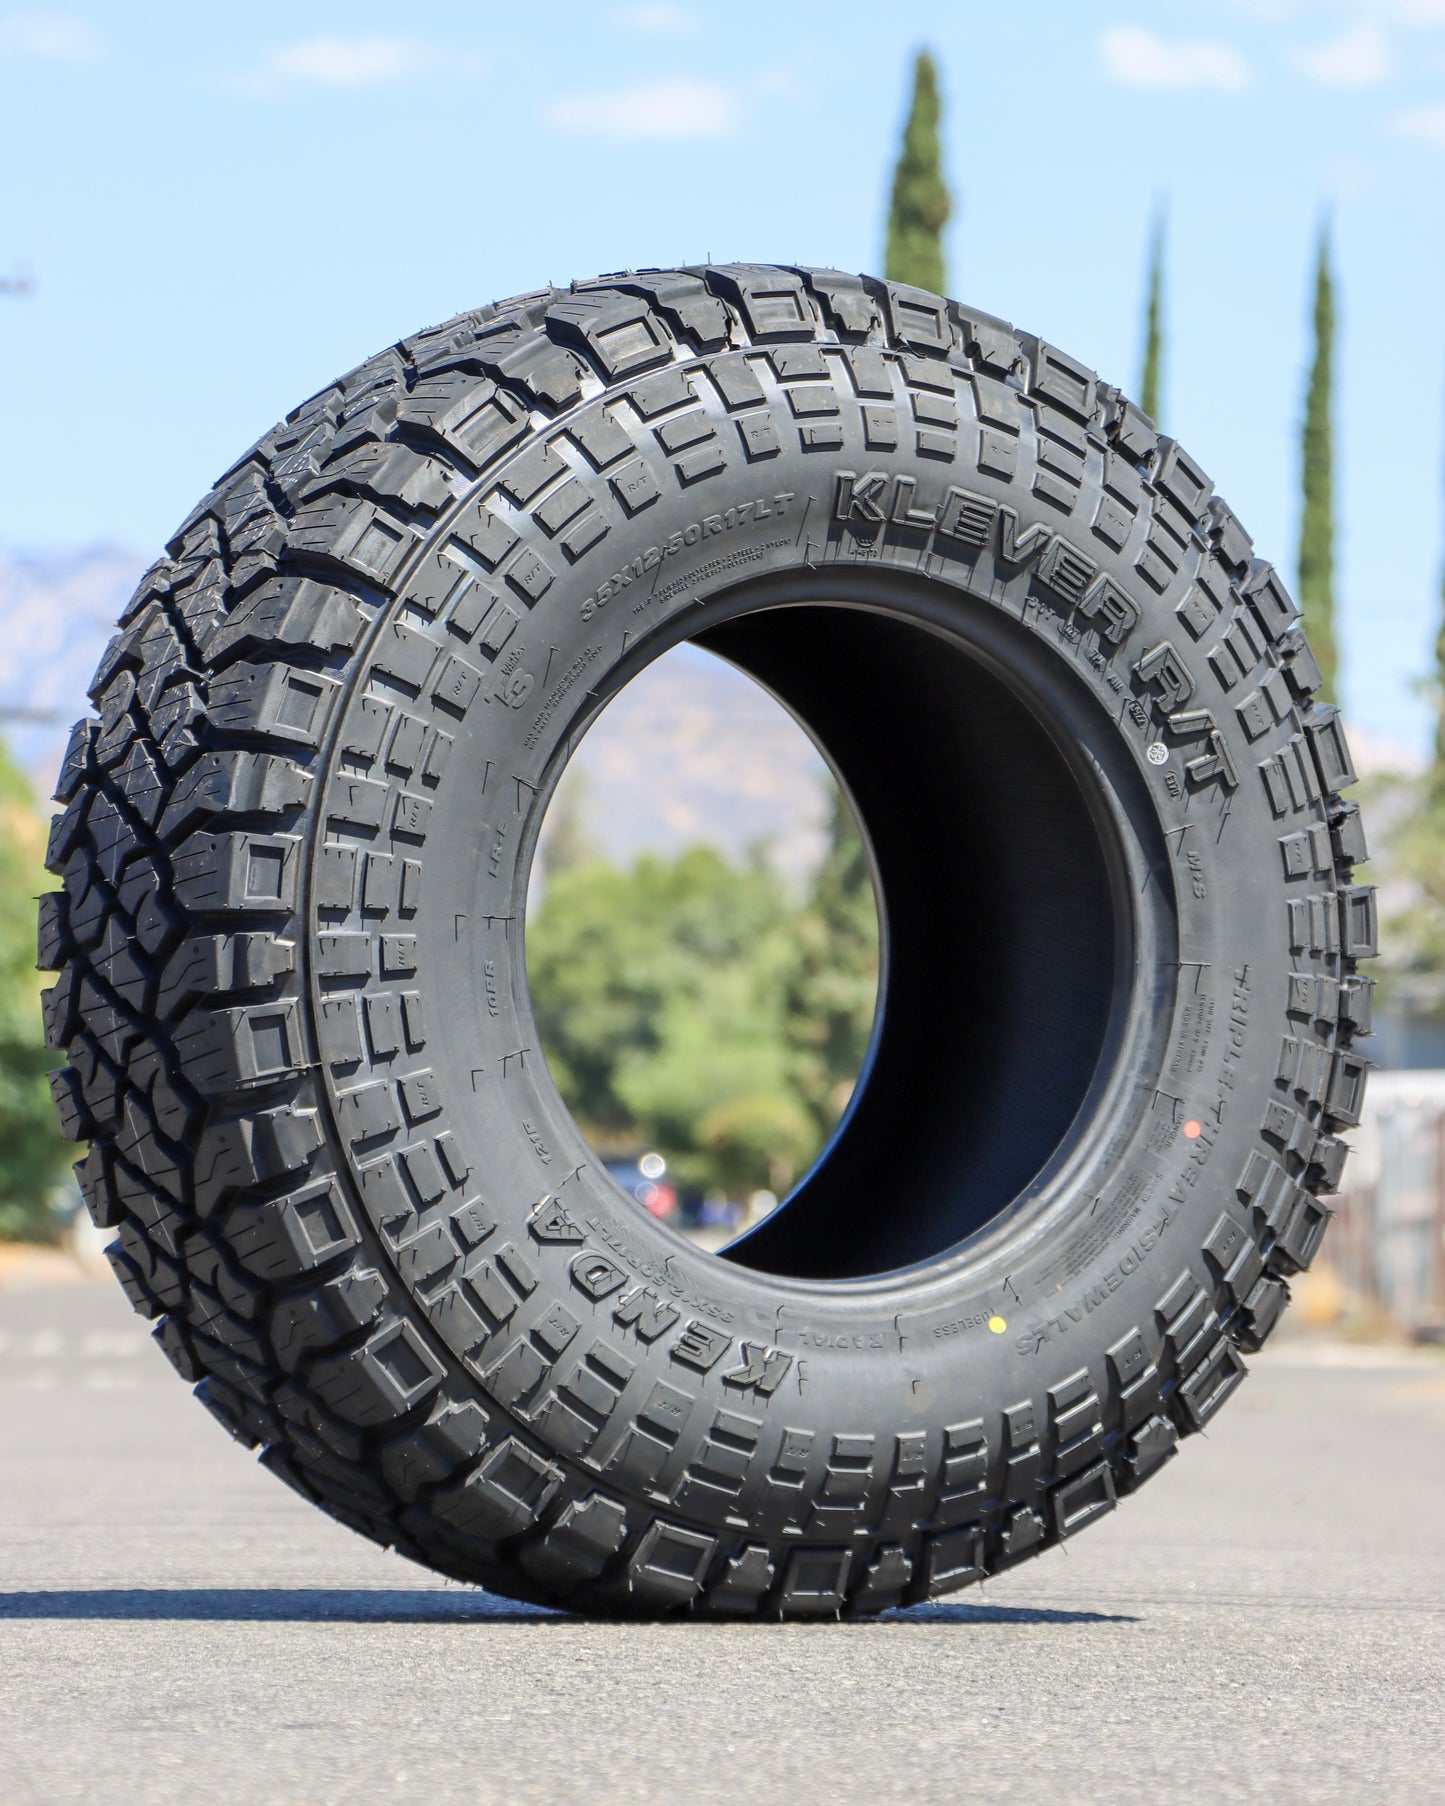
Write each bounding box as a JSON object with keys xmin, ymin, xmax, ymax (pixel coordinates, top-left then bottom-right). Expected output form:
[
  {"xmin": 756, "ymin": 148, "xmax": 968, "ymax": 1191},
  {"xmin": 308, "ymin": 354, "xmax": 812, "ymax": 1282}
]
[
  {"xmin": 436, "ymin": 1436, "xmax": 563, "ymax": 1542},
  {"xmin": 1212, "ymin": 613, "xmax": 1264, "ymax": 692},
  {"xmin": 925, "ymin": 1525, "xmax": 985, "ymax": 1597},
  {"xmin": 312, "ymin": 1319, "xmax": 443, "ymax": 1425},
  {"xmin": 226, "ymin": 1181, "xmax": 359, "ymax": 1280},
  {"xmin": 959, "ymin": 312, "xmax": 1023, "ymax": 381},
  {"xmin": 173, "ymin": 1000, "xmax": 304, "ymax": 1093},
  {"xmin": 336, "ymin": 1079, "xmax": 402, "ymax": 1145},
  {"xmin": 1233, "ymin": 1275, "xmax": 1289, "ymax": 1353},
  {"xmin": 1311, "ymin": 1134, "xmax": 1349, "ymax": 1192},
  {"xmin": 876, "ymin": 280, "xmax": 952, "ymax": 352},
  {"xmin": 626, "ymin": 367, "xmax": 692, "ymax": 419},
  {"xmin": 1237, "ymin": 1150, "xmax": 1302, "ymax": 1236},
  {"xmin": 1277, "ymin": 626, "xmax": 1323, "ymax": 698},
  {"xmin": 192, "ymin": 1105, "xmax": 323, "ymax": 1217},
  {"xmin": 603, "ymin": 272, "xmax": 730, "ymax": 350},
  {"xmin": 1029, "ymin": 340, "xmax": 1097, "ymax": 423},
  {"xmin": 1272, "ymin": 1192, "xmax": 1331, "ymax": 1275},
  {"xmin": 153, "ymin": 1314, "xmax": 201, "ymax": 1383},
  {"xmin": 849, "ymin": 1544, "xmax": 911, "ymax": 1613},
  {"xmin": 707, "ymin": 266, "xmax": 813, "ymax": 342},
  {"xmin": 396, "ymin": 377, "xmax": 531, "ymax": 470},
  {"xmin": 1308, "ymin": 707, "xmax": 1356, "ymax": 792},
  {"xmin": 1207, "ymin": 497, "xmax": 1254, "ymax": 572},
  {"xmin": 171, "ymin": 831, "xmax": 299, "ymax": 915},
  {"xmin": 1121, "ymin": 1414, "xmax": 1178, "ymax": 1489},
  {"xmin": 801, "ymin": 268, "xmax": 877, "ymax": 337},
  {"xmin": 565, "ymin": 402, "xmax": 635, "ymax": 471},
  {"xmin": 545, "ymin": 291, "xmax": 673, "ymax": 380},
  {"xmin": 47, "ymin": 1065, "xmax": 90, "ymax": 1139},
  {"xmin": 1339, "ymin": 885, "xmax": 1378, "ymax": 958},
  {"xmin": 780, "ymin": 1547, "xmax": 851, "ymax": 1615},
  {"xmin": 1153, "ymin": 440, "xmax": 1211, "ymax": 521},
  {"xmin": 1109, "ymin": 396, "xmax": 1157, "ymax": 460},
  {"xmin": 708, "ymin": 354, "xmax": 767, "ymax": 411},
  {"xmin": 1339, "ymin": 975, "xmax": 1374, "ymax": 1035},
  {"xmin": 627, "ymin": 1520, "xmax": 716, "ymax": 1603},
  {"xmin": 271, "ymin": 1267, "xmax": 388, "ymax": 1371},
  {"xmin": 520, "ymin": 1491, "xmax": 629, "ymax": 1586},
  {"xmin": 1331, "ymin": 802, "xmax": 1369, "ymax": 867},
  {"xmin": 1242, "ymin": 562, "xmax": 1298, "ymax": 642},
  {"xmin": 209, "ymin": 663, "xmax": 339, "ymax": 747},
  {"xmin": 1052, "ymin": 1460, "xmax": 1116, "ymax": 1536},
  {"xmin": 381, "ymin": 1396, "xmax": 489, "ymax": 1503},
  {"xmin": 999, "ymin": 1505, "xmax": 1045, "ymax": 1564},
  {"xmin": 195, "ymin": 1376, "xmax": 271, "ymax": 1449},
  {"xmin": 1106, "ymin": 1328, "xmax": 1161, "ymax": 1430},
  {"xmin": 157, "ymin": 751, "xmax": 312, "ymax": 840},
  {"xmin": 1177, "ymin": 1338, "xmax": 1247, "ymax": 1431},
  {"xmin": 1326, "ymin": 1050, "xmax": 1370, "ymax": 1127},
  {"xmin": 74, "ymin": 1143, "xmax": 121, "ymax": 1229},
  {"xmin": 53, "ymin": 719, "xmax": 96, "ymax": 804}
]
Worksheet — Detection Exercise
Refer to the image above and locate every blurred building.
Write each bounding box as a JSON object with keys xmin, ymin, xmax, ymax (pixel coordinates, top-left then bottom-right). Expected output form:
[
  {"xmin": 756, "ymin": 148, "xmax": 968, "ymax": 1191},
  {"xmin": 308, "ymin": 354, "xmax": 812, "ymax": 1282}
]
[{"xmin": 1330, "ymin": 1069, "xmax": 1445, "ymax": 1337}]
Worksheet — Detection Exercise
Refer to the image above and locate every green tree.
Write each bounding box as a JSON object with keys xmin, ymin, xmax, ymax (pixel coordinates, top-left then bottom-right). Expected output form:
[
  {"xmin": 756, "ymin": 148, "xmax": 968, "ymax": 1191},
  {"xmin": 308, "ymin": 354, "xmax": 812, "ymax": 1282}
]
[
  {"xmin": 614, "ymin": 951, "xmax": 813, "ymax": 1195},
  {"xmin": 526, "ymin": 808, "xmax": 883, "ymax": 1198},
  {"xmin": 0, "ymin": 742, "xmax": 70, "ymax": 1240},
  {"xmin": 1298, "ymin": 220, "xmax": 1339, "ymax": 702},
  {"xmin": 1139, "ymin": 207, "xmax": 1165, "ymax": 424},
  {"xmin": 884, "ymin": 49, "xmax": 951, "ymax": 294},
  {"xmin": 526, "ymin": 844, "xmax": 797, "ymax": 1156},
  {"xmin": 784, "ymin": 788, "xmax": 879, "ymax": 1134}
]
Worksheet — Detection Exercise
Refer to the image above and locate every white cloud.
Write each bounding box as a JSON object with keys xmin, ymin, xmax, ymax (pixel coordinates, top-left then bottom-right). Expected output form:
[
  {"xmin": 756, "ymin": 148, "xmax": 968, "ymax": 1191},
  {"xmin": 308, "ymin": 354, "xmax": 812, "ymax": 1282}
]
[
  {"xmin": 614, "ymin": 2, "xmax": 700, "ymax": 34},
  {"xmin": 239, "ymin": 35, "xmax": 443, "ymax": 95},
  {"xmin": 1224, "ymin": 0, "xmax": 1445, "ymax": 22},
  {"xmin": 0, "ymin": 11, "xmax": 100, "ymax": 62},
  {"xmin": 1100, "ymin": 26, "xmax": 1252, "ymax": 90},
  {"xmin": 1391, "ymin": 100, "xmax": 1445, "ymax": 142},
  {"xmin": 1377, "ymin": 0, "xmax": 1445, "ymax": 23},
  {"xmin": 1293, "ymin": 19, "xmax": 1392, "ymax": 83},
  {"xmin": 544, "ymin": 76, "xmax": 737, "ymax": 139},
  {"xmin": 1228, "ymin": 1, "xmax": 1445, "ymax": 21}
]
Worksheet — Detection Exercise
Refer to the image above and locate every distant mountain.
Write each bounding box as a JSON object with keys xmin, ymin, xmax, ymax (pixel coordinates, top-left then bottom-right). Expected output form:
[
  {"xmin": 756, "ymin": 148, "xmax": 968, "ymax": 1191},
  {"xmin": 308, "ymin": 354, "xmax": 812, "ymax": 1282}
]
[
  {"xmin": 541, "ymin": 644, "xmax": 834, "ymax": 885},
  {"xmin": 0, "ymin": 546, "xmax": 146, "ymax": 796}
]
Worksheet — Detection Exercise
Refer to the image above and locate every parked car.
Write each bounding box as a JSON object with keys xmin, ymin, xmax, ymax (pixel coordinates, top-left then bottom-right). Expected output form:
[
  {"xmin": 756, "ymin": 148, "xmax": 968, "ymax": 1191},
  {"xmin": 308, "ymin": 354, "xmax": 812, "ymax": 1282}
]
[{"xmin": 602, "ymin": 1151, "xmax": 677, "ymax": 1223}]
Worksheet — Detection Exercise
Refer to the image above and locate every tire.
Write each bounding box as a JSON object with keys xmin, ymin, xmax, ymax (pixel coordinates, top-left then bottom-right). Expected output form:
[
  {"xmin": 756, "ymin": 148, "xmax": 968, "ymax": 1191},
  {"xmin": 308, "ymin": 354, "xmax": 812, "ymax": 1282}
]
[{"xmin": 39, "ymin": 264, "xmax": 1374, "ymax": 1616}]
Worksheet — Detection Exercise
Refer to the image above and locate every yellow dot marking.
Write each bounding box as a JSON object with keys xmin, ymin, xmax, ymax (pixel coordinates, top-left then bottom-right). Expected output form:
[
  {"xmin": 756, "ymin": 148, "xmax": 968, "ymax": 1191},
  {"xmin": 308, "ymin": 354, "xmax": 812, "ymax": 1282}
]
[{"xmin": 988, "ymin": 1315, "xmax": 1007, "ymax": 1334}]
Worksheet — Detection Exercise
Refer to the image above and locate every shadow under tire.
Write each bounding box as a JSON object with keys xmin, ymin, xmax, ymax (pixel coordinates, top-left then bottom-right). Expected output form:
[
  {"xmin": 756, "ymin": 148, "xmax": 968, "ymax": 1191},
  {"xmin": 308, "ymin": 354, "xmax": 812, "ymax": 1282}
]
[{"xmin": 38, "ymin": 264, "xmax": 1373, "ymax": 1616}]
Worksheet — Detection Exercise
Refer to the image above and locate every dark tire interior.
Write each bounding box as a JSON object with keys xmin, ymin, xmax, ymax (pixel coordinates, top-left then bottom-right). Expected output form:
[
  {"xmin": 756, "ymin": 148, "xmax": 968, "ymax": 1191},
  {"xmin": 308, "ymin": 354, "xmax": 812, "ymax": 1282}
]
[{"xmin": 684, "ymin": 596, "xmax": 1135, "ymax": 1279}]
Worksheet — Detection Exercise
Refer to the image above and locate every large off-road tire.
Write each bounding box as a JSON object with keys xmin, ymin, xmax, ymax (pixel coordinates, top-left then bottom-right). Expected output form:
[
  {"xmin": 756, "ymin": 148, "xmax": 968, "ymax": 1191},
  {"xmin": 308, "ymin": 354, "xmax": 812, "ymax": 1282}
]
[{"xmin": 40, "ymin": 265, "xmax": 1373, "ymax": 1615}]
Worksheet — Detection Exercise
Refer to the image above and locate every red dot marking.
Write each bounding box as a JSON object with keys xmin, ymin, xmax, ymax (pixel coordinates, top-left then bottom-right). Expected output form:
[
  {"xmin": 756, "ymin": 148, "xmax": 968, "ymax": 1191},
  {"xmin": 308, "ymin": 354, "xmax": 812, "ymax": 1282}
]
[{"xmin": 1182, "ymin": 1119, "xmax": 1202, "ymax": 1139}]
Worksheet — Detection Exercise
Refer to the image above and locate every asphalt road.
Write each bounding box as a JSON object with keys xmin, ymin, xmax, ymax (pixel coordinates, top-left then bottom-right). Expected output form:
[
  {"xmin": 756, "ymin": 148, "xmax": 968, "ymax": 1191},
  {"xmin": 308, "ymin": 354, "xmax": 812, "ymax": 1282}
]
[{"xmin": 3, "ymin": 1274, "xmax": 1444, "ymax": 1806}]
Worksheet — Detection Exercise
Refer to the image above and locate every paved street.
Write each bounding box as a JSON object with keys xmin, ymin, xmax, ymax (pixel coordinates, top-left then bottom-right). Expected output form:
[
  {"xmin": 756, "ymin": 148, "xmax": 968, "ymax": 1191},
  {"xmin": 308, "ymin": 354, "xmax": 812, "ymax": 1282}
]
[{"xmin": 2, "ymin": 1272, "xmax": 1443, "ymax": 1806}]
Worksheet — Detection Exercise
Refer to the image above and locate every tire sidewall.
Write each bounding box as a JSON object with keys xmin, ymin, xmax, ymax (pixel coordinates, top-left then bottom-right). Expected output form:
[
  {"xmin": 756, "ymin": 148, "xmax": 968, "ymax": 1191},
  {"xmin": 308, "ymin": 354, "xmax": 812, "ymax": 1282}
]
[{"xmin": 303, "ymin": 340, "xmax": 1295, "ymax": 1486}]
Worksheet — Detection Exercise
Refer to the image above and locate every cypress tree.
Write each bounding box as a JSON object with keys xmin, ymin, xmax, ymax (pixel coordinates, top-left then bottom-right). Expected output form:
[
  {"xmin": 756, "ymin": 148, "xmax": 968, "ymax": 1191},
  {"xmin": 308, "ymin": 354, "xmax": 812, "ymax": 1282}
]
[
  {"xmin": 1432, "ymin": 513, "xmax": 1445, "ymax": 809},
  {"xmin": 884, "ymin": 50, "xmax": 951, "ymax": 294},
  {"xmin": 1139, "ymin": 208, "xmax": 1165, "ymax": 424},
  {"xmin": 1298, "ymin": 221, "xmax": 1338, "ymax": 702}
]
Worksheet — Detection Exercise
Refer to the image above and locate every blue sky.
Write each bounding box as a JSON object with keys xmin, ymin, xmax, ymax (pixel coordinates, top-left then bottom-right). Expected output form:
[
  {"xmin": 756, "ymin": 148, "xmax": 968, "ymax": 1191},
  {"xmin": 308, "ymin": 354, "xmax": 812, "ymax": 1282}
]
[{"xmin": 2, "ymin": 0, "xmax": 1444, "ymax": 751}]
